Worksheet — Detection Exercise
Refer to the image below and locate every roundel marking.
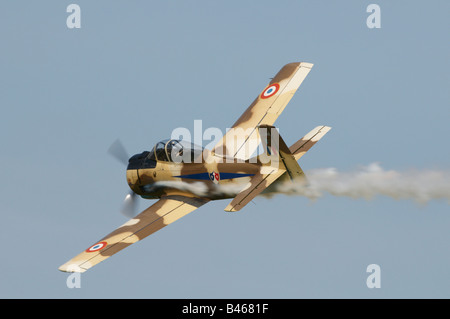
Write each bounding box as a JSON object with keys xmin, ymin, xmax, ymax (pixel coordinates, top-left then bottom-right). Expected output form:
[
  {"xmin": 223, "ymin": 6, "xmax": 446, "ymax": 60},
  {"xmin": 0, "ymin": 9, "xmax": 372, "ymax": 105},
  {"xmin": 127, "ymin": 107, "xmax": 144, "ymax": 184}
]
[
  {"xmin": 209, "ymin": 171, "xmax": 220, "ymax": 184},
  {"xmin": 86, "ymin": 241, "xmax": 107, "ymax": 253},
  {"xmin": 260, "ymin": 83, "xmax": 280, "ymax": 99}
]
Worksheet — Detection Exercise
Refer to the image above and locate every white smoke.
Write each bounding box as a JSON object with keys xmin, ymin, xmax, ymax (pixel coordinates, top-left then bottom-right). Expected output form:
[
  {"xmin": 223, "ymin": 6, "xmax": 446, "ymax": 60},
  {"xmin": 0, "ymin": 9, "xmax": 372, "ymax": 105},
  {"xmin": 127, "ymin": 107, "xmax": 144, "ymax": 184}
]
[
  {"xmin": 150, "ymin": 163, "xmax": 450, "ymax": 204},
  {"xmin": 152, "ymin": 180, "xmax": 244, "ymax": 198},
  {"xmin": 152, "ymin": 181, "xmax": 209, "ymax": 197},
  {"xmin": 273, "ymin": 163, "xmax": 450, "ymax": 204}
]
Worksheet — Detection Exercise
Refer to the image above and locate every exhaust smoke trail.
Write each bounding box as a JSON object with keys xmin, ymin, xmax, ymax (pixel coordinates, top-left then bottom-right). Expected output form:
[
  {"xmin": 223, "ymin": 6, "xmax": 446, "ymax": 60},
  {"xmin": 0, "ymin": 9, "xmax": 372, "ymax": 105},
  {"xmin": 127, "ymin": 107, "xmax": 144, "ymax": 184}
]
[
  {"xmin": 273, "ymin": 163, "xmax": 450, "ymax": 204},
  {"xmin": 150, "ymin": 164, "xmax": 450, "ymax": 205},
  {"xmin": 151, "ymin": 180, "xmax": 245, "ymax": 198}
]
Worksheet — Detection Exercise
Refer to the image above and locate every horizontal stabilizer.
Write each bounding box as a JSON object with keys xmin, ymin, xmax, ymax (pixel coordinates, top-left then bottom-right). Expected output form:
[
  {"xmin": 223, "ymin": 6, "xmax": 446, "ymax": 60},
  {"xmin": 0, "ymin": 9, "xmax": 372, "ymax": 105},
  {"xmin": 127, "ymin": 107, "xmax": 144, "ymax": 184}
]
[
  {"xmin": 258, "ymin": 125, "xmax": 305, "ymax": 181},
  {"xmin": 224, "ymin": 167, "xmax": 286, "ymax": 212},
  {"xmin": 225, "ymin": 125, "xmax": 331, "ymax": 212},
  {"xmin": 290, "ymin": 126, "xmax": 331, "ymax": 161}
]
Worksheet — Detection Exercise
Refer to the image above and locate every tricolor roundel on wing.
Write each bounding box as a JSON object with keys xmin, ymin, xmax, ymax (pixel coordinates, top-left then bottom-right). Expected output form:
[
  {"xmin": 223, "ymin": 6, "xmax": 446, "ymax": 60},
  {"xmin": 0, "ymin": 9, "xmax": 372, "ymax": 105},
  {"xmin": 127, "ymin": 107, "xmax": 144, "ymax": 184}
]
[
  {"xmin": 260, "ymin": 83, "xmax": 280, "ymax": 99},
  {"xmin": 85, "ymin": 241, "xmax": 107, "ymax": 253}
]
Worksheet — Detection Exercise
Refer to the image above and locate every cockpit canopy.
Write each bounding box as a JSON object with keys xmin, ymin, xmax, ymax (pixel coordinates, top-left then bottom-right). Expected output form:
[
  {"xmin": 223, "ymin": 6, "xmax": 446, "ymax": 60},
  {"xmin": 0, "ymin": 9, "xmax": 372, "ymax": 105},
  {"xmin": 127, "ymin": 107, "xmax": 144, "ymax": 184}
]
[
  {"xmin": 127, "ymin": 139, "xmax": 205, "ymax": 170},
  {"xmin": 154, "ymin": 139, "xmax": 204, "ymax": 163}
]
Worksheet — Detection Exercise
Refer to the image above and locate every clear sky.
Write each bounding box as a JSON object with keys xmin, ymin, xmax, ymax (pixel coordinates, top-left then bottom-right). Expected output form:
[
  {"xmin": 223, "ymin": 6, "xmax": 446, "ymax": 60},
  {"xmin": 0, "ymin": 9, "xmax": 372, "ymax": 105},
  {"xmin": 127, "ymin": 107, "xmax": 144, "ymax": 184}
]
[{"xmin": 0, "ymin": 1, "xmax": 449, "ymax": 298}]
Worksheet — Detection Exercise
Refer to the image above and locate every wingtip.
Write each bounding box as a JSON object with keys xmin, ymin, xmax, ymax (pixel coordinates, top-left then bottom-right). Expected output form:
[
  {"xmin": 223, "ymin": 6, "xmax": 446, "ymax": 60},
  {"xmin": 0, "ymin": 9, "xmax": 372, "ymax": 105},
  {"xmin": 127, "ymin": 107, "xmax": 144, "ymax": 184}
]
[
  {"xmin": 224, "ymin": 204, "xmax": 239, "ymax": 212},
  {"xmin": 283, "ymin": 62, "xmax": 313, "ymax": 69},
  {"xmin": 300, "ymin": 62, "xmax": 314, "ymax": 69},
  {"xmin": 58, "ymin": 263, "xmax": 87, "ymax": 273}
]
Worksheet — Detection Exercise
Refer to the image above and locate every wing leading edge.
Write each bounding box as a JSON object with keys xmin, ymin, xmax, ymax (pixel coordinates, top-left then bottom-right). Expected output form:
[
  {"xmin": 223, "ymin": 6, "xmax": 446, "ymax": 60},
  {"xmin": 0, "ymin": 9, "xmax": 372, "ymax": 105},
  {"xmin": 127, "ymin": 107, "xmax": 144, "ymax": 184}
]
[
  {"xmin": 212, "ymin": 62, "xmax": 313, "ymax": 160},
  {"xmin": 59, "ymin": 195, "xmax": 209, "ymax": 273}
]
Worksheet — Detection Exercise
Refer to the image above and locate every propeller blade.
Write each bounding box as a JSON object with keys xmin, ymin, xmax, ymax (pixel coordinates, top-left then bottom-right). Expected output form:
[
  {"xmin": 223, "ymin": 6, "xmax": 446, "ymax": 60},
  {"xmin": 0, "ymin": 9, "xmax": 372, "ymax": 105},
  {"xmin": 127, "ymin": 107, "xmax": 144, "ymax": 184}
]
[
  {"xmin": 107, "ymin": 139, "xmax": 129, "ymax": 166},
  {"xmin": 121, "ymin": 191, "xmax": 138, "ymax": 218}
]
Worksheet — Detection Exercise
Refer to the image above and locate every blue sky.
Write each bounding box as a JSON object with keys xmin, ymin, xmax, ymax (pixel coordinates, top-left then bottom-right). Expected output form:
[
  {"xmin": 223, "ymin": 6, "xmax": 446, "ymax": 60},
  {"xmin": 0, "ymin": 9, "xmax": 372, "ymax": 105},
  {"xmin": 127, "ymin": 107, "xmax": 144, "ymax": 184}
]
[{"xmin": 0, "ymin": 1, "xmax": 449, "ymax": 298}]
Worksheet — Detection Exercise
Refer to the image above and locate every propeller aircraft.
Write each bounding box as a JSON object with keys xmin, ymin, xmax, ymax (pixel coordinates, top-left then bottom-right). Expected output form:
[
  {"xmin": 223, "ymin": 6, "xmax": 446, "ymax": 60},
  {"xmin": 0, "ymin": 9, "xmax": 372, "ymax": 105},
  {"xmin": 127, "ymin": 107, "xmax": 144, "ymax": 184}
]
[{"xmin": 59, "ymin": 62, "xmax": 331, "ymax": 273}]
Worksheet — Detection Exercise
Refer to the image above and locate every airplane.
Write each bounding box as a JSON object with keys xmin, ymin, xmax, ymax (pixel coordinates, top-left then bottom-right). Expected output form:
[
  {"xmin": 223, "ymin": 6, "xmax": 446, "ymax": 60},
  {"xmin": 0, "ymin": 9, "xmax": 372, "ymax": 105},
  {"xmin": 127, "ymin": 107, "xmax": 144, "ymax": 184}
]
[{"xmin": 59, "ymin": 62, "xmax": 331, "ymax": 273}]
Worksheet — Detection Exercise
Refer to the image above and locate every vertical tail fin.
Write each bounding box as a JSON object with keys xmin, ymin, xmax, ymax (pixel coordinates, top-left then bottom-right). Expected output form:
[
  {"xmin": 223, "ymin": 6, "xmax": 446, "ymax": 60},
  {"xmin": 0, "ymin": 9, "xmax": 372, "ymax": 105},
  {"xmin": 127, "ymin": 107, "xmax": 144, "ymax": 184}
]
[
  {"xmin": 257, "ymin": 125, "xmax": 306, "ymax": 181},
  {"xmin": 225, "ymin": 125, "xmax": 331, "ymax": 212}
]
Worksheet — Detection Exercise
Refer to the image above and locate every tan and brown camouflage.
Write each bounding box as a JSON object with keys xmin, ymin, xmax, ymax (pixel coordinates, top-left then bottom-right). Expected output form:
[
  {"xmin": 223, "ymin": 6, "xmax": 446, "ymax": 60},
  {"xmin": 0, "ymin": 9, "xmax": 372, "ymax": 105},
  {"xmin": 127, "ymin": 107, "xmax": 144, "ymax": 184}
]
[{"xmin": 59, "ymin": 62, "xmax": 331, "ymax": 273}]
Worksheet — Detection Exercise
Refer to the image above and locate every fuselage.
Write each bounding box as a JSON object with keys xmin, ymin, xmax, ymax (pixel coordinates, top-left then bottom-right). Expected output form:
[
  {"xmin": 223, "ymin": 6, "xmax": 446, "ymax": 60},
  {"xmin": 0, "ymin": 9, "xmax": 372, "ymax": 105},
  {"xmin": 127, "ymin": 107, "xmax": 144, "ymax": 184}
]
[{"xmin": 126, "ymin": 139, "xmax": 262, "ymax": 200}]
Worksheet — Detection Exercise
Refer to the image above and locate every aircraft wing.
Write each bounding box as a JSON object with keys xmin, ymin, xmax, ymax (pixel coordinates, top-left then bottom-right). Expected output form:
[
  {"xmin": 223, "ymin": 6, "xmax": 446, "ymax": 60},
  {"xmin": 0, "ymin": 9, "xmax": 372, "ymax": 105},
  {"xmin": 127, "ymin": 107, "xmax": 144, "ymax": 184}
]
[
  {"xmin": 212, "ymin": 62, "xmax": 313, "ymax": 160},
  {"xmin": 59, "ymin": 195, "xmax": 209, "ymax": 273}
]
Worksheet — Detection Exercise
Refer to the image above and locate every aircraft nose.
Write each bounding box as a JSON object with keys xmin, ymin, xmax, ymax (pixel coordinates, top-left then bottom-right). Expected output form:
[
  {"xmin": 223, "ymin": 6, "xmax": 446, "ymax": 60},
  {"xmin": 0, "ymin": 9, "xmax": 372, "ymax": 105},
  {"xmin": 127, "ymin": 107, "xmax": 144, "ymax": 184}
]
[
  {"xmin": 126, "ymin": 150, "xmax": 157, "ymax": 171},
  {"xmin": 127, "ymin": 153, "xmax": 145, "ymax": 170}
]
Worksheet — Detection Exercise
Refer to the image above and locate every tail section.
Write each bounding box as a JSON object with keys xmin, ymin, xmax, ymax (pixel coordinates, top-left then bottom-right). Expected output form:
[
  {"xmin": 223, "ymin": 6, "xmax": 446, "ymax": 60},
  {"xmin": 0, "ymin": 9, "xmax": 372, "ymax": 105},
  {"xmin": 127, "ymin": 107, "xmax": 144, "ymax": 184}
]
[
  {"xmin": 257, "ymin": 125, "xmax": 306, "ymax": 181},
  {"xmin": 289, "ymin": 125, "xmax": 331, "ymax": 161},
  {"xmin": 225, "ymin": 125, "xmax": 331, "ymax": 212}
]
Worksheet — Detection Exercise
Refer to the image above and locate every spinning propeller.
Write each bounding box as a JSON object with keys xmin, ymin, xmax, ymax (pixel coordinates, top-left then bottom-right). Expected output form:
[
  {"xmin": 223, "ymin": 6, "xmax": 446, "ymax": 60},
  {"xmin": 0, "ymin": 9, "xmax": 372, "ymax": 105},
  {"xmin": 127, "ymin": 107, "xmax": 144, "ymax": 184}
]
[{"xmin": 107, "ymin": 139, "xmax": 139, "ymax": 218}]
